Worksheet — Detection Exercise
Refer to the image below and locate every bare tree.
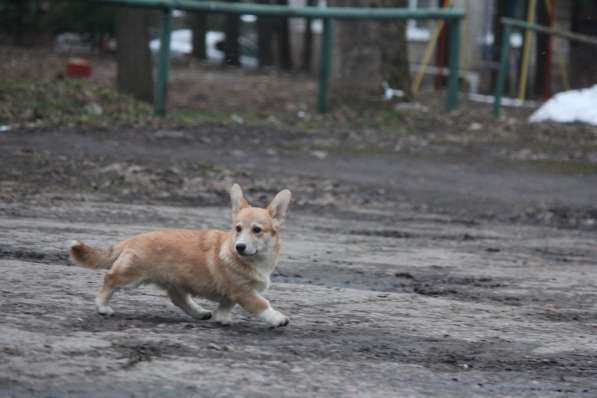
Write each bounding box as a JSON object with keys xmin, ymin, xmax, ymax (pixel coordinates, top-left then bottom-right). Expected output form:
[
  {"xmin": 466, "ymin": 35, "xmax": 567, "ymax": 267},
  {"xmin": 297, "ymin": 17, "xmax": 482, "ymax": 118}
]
[
  {"xmin": 569, "ymin": 1, "xmax": 597, "ymax": 89},
  {"xmin": 329, "ymin": 0, "xmax": 380, "ymax": 96},
  {"xmin": 379, "ymin": 0, "xmax": 412, "ymax": 98},
  {"xmin": 257, "ymin": 0, "xmax": 293, "ymax": 70},
  {"xmin": 257, "ymin": 0, "xmax": 275, "ymax": 67},
  {"xmin": 276, "ymin": 0, "xmax": 293, "ymax": 70},
  {"xmin": 191, "ymin": 13, "xmax": 207, "ymax": 60},
  {"xmin": 223, "ymin": 8, "xmax": 241, "ymax": 66},
  {"xmin": 115, "ymin": 7, "xmax": 153, "ymax": 103},
  {"xmin": 330, "ymin": 0, "xmax": 411, "ymax": 98},
  {"xmin": 534, "ymin": 0, "xmax": 551, "ymax": 99},
  {"xmin": 301, "ymin": 0, "xmax": 316, "ymax": 72}
]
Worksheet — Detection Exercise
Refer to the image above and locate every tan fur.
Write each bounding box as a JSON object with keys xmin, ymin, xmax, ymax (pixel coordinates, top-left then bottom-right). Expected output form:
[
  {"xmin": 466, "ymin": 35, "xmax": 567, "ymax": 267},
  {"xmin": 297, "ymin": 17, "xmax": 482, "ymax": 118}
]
[
  {"xmin": 69, "ymin": 240, "xmax": 121, "ymax": 269},
  {"xmin": 69, "ymin": 184, "xmax": 292, "ymax": 327}
]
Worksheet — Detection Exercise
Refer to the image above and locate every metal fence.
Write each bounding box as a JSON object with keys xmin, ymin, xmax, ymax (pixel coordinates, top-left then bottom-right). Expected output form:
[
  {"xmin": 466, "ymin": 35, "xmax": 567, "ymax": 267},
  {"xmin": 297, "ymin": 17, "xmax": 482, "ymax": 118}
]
[{"xmin": 97, "ymin": 0, "xmax": 465, "ymax": 115}]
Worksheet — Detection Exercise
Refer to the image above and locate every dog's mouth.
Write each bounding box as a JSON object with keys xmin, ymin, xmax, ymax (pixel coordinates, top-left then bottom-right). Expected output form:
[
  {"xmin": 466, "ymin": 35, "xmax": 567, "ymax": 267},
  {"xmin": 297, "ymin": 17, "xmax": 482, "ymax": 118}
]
[
  {"xmin": 237, "ymin": 250, "xmax": 257, "ymax": 257},
  {"xmin": 235, "ymin": 243, "xmax": 257, "ymax": 257}
]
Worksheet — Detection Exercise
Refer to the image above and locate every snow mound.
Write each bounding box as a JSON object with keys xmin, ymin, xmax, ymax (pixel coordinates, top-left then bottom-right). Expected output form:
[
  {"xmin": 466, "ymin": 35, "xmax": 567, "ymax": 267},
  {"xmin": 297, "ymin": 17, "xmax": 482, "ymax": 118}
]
[{"xmin": 529, "ymin": 85, "xmax": 597, "ymax": 126}]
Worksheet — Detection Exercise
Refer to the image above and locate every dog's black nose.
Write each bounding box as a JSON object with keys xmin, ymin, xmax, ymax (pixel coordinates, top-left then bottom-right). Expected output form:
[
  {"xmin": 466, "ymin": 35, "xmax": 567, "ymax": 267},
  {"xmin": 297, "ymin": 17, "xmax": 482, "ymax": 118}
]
[{"xmin": 235, "ymin": 243, "xmax": 246, "ymax": 254}]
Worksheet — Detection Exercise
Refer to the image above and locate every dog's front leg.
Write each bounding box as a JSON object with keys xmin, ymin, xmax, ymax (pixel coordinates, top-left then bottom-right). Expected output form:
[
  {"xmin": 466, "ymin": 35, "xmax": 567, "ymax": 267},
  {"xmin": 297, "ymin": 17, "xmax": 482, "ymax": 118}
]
[
  {"xmin": 237, "ymin": 291, "xmax": 289, "ymax": 327},
  {"xmin": 214, "ymin": 298, "xmax": 235, "ymax": 325}
]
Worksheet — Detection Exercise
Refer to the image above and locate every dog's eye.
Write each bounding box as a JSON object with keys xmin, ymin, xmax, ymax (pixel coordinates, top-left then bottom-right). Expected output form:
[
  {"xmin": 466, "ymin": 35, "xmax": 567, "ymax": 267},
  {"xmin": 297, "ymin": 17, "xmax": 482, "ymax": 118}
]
[
  {"xmin": 235, "ymin": 225, "xmax": 242, "ymax": 233},
  {"xmin": 252, "ymin": 226, "xmax": 262, "ymax": 234}
]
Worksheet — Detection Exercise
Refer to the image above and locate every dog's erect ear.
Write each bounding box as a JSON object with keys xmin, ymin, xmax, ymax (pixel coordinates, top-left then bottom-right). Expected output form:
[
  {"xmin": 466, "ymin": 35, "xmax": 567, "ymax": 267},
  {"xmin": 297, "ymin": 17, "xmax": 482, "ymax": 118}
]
[
  {"xmin": 230, "ymin": 184, "xmax": 250, "ymax": 216},
  {"xmin": 267, "ymin": 189, "xmax": 292, "ymax": 229}
]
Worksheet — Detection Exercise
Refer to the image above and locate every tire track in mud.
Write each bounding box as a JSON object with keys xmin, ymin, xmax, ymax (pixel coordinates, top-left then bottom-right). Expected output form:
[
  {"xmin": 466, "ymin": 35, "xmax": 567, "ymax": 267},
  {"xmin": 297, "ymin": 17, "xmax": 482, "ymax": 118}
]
[{"xmin": 0, "ymin": 245, "xmax": 69, "ymax": 265}]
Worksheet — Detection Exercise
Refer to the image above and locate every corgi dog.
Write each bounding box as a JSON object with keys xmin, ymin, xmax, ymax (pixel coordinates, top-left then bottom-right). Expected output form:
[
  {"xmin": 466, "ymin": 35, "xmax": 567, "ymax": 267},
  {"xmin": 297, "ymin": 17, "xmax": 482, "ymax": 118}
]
[{"xmin": 69, "ymin": 184, "xmax": 292, "ymax": 327}]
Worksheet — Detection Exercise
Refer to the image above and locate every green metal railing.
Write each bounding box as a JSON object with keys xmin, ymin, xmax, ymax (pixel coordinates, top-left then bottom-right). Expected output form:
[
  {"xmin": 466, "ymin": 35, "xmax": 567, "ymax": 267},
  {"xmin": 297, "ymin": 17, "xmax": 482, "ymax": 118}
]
[
  {"xmin": 97, "ymin": 0, "xmax": 465, "ymax": 115},
  {"xmin": 493, "ymin": 17, "xmax": 597, "ymax": 118}
]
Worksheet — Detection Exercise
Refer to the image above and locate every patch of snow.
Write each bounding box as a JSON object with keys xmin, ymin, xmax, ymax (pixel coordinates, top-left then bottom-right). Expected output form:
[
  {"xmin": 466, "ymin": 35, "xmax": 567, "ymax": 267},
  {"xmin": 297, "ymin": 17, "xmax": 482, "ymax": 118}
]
[
  {"xmin": 150, "ymin": 29, "xmax": 256, "ymax": 66},
  {"xmin": 241, "ymin": 15, "xmax": 257, "ymax": 23},
  {"xmin": 407, "ymin": 24, "xmax": 430, "ymax": 42},
  {"xmin": 529, "ymin": 85, "xmax": 597, "ymax": 126},
  {"xmin": 150, "ymin": 29, "xmax": 193, "ymax": 57},
  {"xmin": 483, "ymin": 32, "xmax": 523, "ymax": 48}
]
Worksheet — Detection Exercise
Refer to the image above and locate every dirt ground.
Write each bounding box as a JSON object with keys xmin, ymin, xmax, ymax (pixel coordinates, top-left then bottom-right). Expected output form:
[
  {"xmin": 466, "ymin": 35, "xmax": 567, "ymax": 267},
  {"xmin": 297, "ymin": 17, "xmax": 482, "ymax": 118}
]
[
  {"xmin": 2, "ymin": 49, "xmax": 597, "ymax": 397},
  {"xmin": 1, "ymin": 119, "xmax": 597, "ymax": 397}
]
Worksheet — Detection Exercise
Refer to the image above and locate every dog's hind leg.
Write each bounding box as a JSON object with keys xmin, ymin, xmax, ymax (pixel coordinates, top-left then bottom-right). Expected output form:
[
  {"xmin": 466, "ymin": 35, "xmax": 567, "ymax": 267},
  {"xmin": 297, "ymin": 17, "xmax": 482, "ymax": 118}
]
[
  {"xmin": 95, "ymin": 250, "xmax": 140, "ymax": 316},
  {"xmin": 168, "ymin": 289, "xmax": 212, "ymax": 320}
]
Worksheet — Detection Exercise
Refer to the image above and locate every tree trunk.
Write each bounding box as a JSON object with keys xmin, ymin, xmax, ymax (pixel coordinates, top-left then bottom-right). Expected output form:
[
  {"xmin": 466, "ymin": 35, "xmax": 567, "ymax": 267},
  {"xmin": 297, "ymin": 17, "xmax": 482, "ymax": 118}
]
[
  {"xmin": 534, "ymin": 0, "xmax": 551, "ymax": 99},
  {"xmin": 276, "ymin": 0, "xmax": 293, "ymax": 70},
  {"xmin": 379, "ymin": 0, "xmax": 411, "ymax": 99},
  {"xmin": 13, "ymin": 0, "xmax": 29, "ymax": 46},
  {"xmin": 191, "ymin": 13, "xmax": 207, "ymax": 60},
  {"xmin": 115, "ymin": 7, "xmax": 154, "ymax": 103},
  {"xmin": 257, "ymin": 0, "xmax": 275, "ymax": 67},
  {"xmin": 329, "ymin": 0, "xmax": 381, "ymax": 97},
  {"xmin": 569, "ymin": 1, "xmax": 597, "ymax": 89},
  {"xmin": 330, "ymin": 0, "xmax": 411, "ymax": 99},
  {"xmin": 301, "ymin": 0, "xmax": 316, "ymax": 72},
  {"xmin": 7, "ymin": 0, "xmax": 44, "ymax": 47},
  {"xmin": 223, "ymin": 11, "xmax": 241, "ymax": 66}
]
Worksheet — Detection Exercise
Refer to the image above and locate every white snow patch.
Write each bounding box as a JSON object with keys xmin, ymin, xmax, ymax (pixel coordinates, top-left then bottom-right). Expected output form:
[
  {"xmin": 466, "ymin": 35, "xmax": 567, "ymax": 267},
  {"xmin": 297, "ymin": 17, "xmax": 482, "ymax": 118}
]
[
  {"xmin": 150, "ymin": 29, "xmax": 256, "ymax": 66},
  {"xmin": 529, "ymin": 85, "xmax": 597, "ymax": 126}
]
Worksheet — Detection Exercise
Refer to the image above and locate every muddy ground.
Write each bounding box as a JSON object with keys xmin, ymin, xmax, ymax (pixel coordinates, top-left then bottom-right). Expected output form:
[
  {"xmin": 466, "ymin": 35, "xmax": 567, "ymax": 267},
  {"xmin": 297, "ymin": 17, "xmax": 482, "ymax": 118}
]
[
  {"xmin": 2, "ymin": 47, "xmax": 597, "ymax": 396},
  {"xmin": 1, "ymin": 117, "xmax": 597, "ymax": 398}
]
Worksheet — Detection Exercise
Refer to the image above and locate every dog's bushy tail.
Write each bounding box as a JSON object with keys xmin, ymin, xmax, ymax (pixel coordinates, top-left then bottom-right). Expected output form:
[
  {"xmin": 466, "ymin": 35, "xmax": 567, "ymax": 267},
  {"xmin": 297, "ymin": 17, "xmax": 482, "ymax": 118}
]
[{"xmin": 69, "ymin": 240, "xmax": 117, "ymax": 269}]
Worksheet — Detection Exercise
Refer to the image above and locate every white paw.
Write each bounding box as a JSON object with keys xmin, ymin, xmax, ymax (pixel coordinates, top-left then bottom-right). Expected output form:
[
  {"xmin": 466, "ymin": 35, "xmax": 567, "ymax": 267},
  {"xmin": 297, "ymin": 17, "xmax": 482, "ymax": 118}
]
[
  {"xmin": 214, "ymin": 311, "xmax": 233, "ymax": 325},
  {"xmin": 259, "ymin": 308, "xmax": 289, "ymax": 328},
  {"xmin": 97, "ymin": 305, "xmax": 114, "ymax": 316}
]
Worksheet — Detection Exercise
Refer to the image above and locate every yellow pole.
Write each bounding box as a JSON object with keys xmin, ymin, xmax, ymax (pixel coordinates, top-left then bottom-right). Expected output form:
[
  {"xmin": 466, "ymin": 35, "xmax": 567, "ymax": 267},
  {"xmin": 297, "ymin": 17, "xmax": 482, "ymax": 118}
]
[
  {"xmin": 518, "ymin": 0, "xmax": 537, "ymax": 100},
  {"xmin": 411, "ymin": 0, "xmax": 452, "ymax": 96}
]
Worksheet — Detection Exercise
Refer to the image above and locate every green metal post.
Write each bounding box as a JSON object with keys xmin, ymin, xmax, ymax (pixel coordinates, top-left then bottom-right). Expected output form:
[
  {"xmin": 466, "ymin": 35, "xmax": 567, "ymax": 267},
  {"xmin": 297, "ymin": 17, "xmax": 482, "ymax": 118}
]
[
  {"xmin": 446, "ymin": 18, "xmax": 460, "ymax": 111},
  {"xmin": 317, "ymin": 17, "xmax": 333, "ymax": 113},
  {"xmin": 155, "ymin": 7, "xmax": 172, "ymax": 115},
  {"xmin": 493, "ymin": 24, "xmax": 511, "ymax": 117}
]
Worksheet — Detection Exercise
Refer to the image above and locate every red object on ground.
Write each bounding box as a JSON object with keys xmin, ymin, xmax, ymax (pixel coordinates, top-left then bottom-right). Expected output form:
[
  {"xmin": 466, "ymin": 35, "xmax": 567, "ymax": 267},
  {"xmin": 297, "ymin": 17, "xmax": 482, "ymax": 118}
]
[{"xmin": 66, "ymin": 58, "xmax": 92, "ymax": 78}]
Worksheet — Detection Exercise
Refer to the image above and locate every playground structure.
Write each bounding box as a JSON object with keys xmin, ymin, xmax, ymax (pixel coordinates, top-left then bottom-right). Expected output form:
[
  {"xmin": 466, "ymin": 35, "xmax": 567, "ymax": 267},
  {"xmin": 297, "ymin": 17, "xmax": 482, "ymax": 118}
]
[
  {"xmin": 97, "ymin": 0, "xmax": 465, "ymax": 115},
  {"xmin": 493, "ymin": 16, "xmax": 597, "ymax": 118}
]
